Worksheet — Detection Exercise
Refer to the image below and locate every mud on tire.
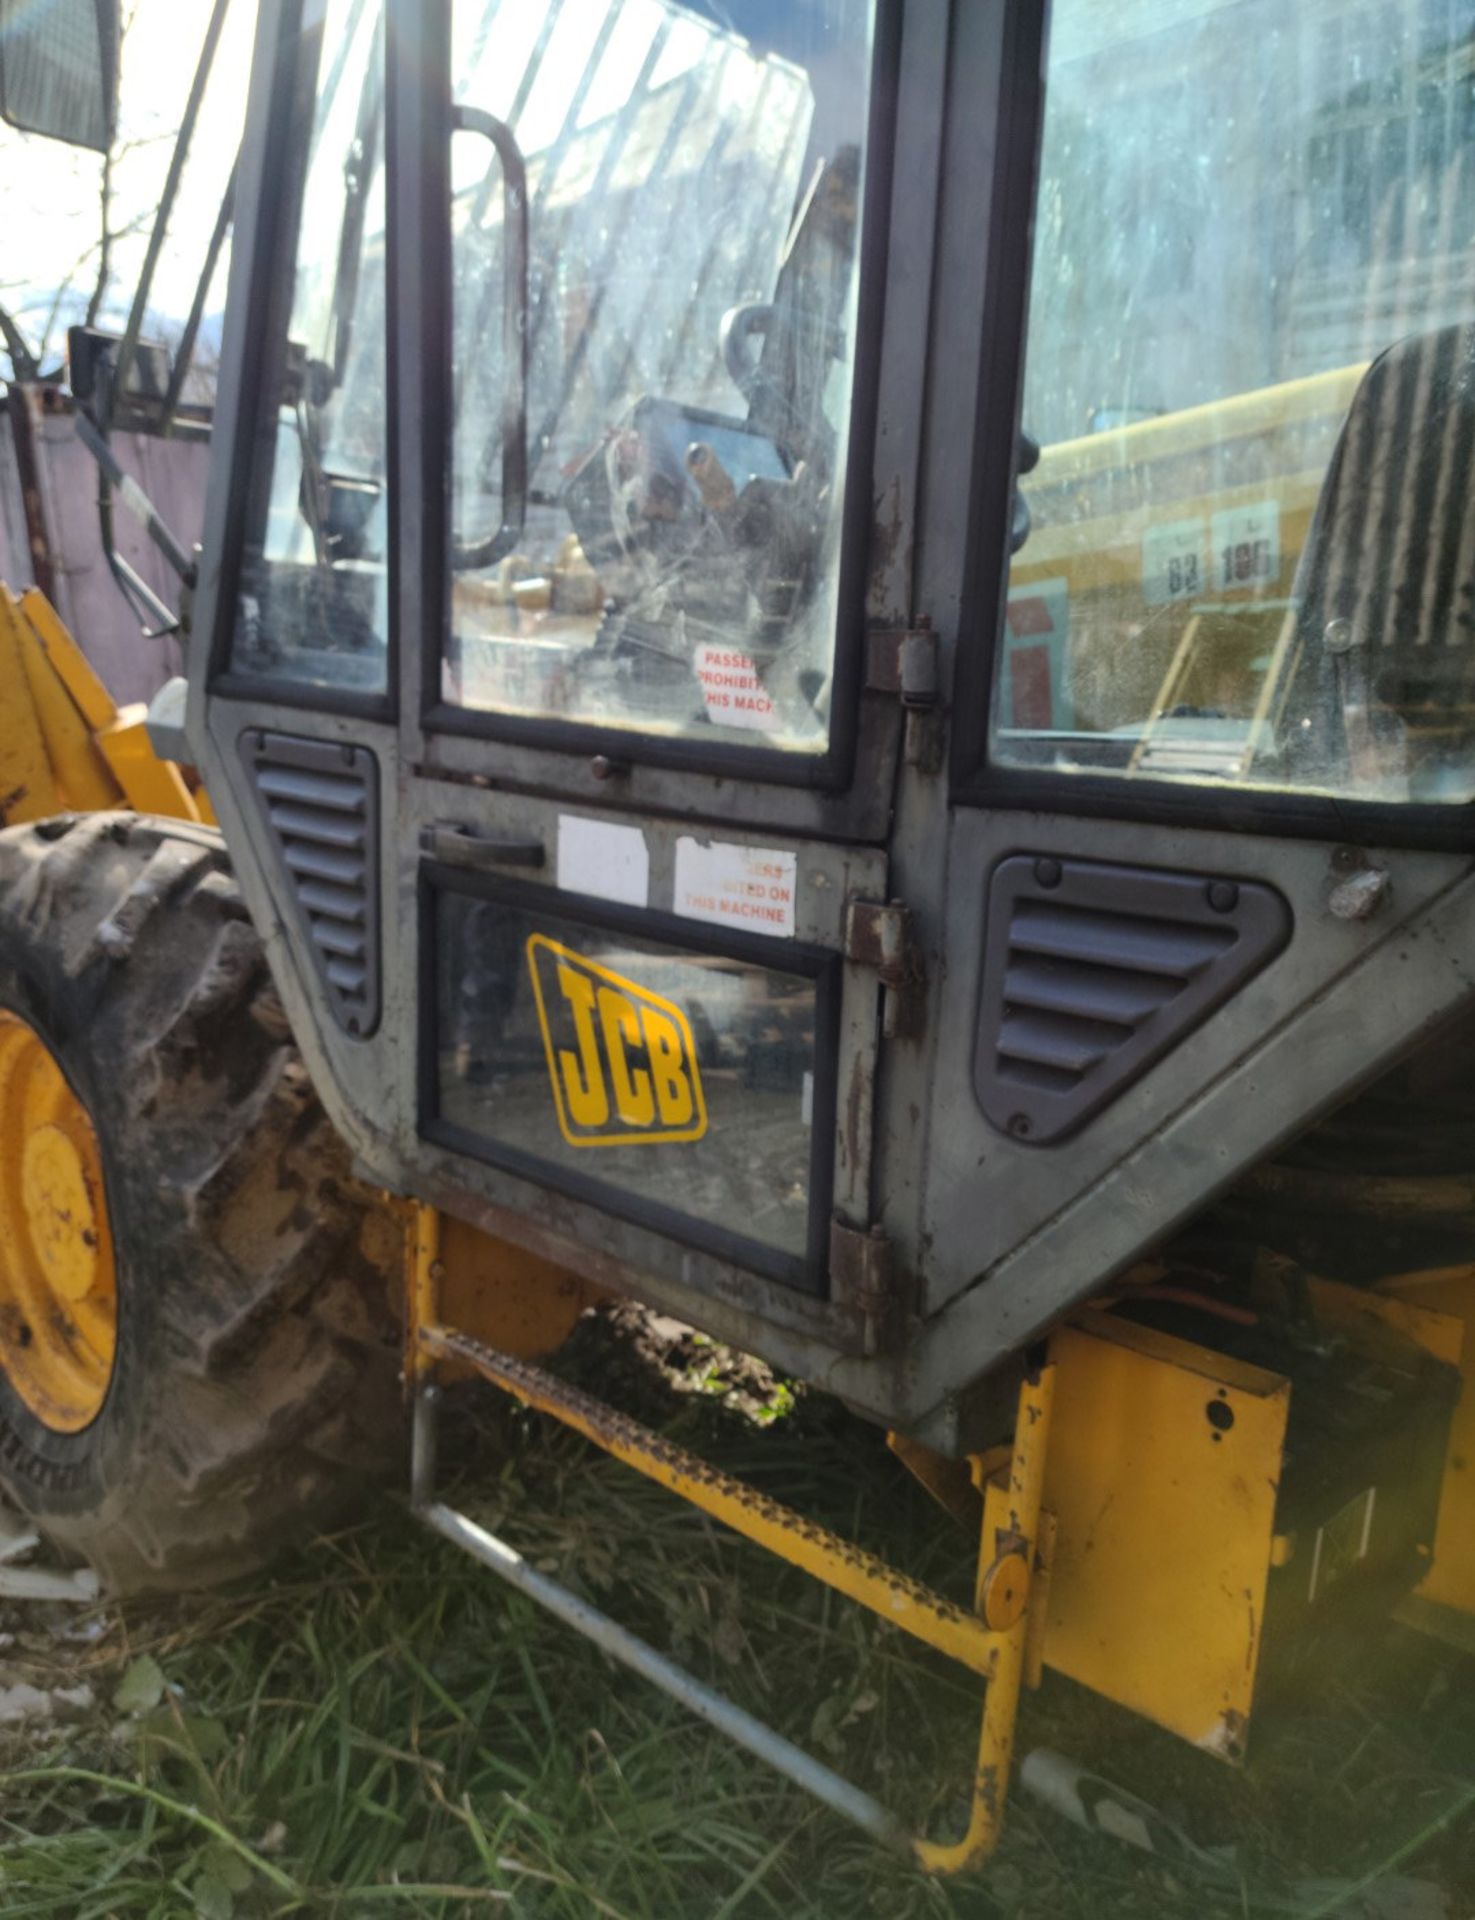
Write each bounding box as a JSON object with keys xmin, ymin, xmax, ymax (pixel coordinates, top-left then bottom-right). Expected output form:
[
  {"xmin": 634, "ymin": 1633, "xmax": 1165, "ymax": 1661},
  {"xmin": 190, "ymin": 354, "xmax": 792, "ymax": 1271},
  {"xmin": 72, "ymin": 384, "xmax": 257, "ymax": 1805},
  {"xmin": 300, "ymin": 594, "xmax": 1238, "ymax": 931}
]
[{"xmin": 0, "ymin": 812, "xmax": 402, "ymax": 1593}]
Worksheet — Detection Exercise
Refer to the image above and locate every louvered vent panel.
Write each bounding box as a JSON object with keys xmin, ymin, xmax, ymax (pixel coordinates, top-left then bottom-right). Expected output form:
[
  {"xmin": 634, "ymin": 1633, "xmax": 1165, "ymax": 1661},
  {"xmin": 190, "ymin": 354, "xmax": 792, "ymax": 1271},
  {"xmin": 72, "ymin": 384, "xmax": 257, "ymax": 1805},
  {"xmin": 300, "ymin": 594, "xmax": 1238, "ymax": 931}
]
[
  {"xmin": 974, "ymin": 858, "xmax": 1290, "ymax": 1145},
  {"xmin": 241, "ymin": 733, "xmax": 381, "ymax": 1037}
]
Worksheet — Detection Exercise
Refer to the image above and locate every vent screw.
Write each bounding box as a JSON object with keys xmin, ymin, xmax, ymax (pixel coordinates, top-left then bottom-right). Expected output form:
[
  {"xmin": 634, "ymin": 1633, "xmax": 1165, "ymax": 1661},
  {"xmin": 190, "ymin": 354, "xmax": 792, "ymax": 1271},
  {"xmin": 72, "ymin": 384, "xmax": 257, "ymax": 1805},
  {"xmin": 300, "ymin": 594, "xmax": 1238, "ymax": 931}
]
[
  {"xmin": 1324, "ymin": 617, "xmax": 1356, "ymax": 654},
  {"xmin": 1033, "ymin": 857, "xmax": 1062, "ymax": 890},
  {"xmin": 1007, "ymin": 1112, "xmax": 1033, "ymax": 1139},
  {"xmin": 1206, "ymin": 880, "xmax": 1239, "ymax": 913},
  {"xmin": 590, "ymin": 755, "xmax": 629, "ymax": 781}
]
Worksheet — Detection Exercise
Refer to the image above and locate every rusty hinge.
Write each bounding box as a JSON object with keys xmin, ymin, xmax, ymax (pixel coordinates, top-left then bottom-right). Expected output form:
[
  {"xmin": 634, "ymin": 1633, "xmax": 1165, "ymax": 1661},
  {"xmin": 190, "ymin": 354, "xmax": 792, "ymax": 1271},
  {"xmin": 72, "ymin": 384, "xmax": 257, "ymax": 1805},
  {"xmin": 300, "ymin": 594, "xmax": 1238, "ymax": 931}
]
[
  {"xmin": 845, "ymin": 898, "xmax": 925, "ymax": 1038},
  {"xmin": 865, "ymin": 625, "xmax": 939, "ymax": 708},
  {"xmin": 829, "ymin": 1218, "xmax": 914, "ymax": 1352}
]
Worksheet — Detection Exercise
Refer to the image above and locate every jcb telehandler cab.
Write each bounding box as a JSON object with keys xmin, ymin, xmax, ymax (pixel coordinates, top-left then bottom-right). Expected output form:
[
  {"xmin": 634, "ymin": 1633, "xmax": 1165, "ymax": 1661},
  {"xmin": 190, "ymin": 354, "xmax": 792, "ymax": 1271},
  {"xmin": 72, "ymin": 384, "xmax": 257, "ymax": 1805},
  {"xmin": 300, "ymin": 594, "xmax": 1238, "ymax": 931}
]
[{"xmin": 2, "ymin": 0, "xmax": 1475, "ymax": 1870}]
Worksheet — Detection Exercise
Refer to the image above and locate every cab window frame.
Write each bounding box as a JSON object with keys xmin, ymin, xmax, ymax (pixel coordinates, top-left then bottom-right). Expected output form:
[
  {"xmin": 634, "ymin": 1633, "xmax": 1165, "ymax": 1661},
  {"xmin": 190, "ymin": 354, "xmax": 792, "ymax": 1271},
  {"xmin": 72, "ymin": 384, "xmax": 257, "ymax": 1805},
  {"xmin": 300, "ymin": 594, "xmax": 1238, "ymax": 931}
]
[
  {"xmin": 208, "ymin": 0, "xmax": 399, "ymax": 725},
  {"xmin": 417, "ymin": 865, "xmax": 843, "ymax": 1293},
  {"xmin": 408, "ymin": 0, "xmax": 903, "ymax": 796}
]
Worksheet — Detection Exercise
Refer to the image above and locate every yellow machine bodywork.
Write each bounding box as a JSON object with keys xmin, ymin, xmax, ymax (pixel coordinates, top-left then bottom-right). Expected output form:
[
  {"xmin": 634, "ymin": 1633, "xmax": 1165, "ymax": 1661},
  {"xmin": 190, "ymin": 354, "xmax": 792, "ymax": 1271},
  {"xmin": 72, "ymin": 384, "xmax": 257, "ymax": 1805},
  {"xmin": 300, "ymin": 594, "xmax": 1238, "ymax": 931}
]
[
  {"xmin": 1041, "ymin": 1310, "xmax": 1290, "ymax": 1760},
  {"xmin": 0, "ymin": 585, "xmax": 211, "ymax": 829},
  {"xmin": 1035, "ymin": 1278, "xmax": 1473, "ymax": 1760}
]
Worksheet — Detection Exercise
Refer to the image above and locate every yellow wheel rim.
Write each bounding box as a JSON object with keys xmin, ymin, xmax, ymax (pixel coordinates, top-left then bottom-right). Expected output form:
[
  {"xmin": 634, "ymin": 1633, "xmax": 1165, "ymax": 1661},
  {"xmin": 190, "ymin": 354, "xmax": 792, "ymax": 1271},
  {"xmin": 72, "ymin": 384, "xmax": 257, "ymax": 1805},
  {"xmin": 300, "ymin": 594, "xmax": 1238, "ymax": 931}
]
[{"xmin": 0, "ymin": 1010, "xmax": 117, "ymax": 1432}]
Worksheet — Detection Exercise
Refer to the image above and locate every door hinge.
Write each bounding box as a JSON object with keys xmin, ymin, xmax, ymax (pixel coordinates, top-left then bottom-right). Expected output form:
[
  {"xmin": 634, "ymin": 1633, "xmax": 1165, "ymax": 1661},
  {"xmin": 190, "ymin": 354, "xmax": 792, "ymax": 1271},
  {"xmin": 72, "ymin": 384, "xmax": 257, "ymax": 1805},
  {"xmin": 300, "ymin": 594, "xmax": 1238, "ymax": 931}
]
[
  {"xmin": 829, "ymin": 1219, "xmax": 914, "ymax": 1353},
  {"xmin": 845, "ymin": 898, "xmax": 925, "ymax": 1038},
  {"xmin": 865, "ymin": 626, "xmax": 939, "ymax": 708}
]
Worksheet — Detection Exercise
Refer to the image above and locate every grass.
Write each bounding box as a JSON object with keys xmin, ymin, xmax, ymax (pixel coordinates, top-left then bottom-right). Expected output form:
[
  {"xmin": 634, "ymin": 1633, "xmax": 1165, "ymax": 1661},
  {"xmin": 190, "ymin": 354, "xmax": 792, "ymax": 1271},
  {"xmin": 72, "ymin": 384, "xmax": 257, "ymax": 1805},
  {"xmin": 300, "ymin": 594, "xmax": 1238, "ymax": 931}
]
[{"xmin": 0, "ymin": 1313, "xmax": 1470, "ymax": 1918}]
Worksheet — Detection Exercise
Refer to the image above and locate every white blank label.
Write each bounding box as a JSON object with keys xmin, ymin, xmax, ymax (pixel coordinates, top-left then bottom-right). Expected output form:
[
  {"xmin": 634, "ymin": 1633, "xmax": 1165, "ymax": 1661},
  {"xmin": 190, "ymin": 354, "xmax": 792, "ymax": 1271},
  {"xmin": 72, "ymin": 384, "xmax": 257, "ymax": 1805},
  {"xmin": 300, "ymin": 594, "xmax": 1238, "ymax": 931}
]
[{"xmin": 556, "ymin": 816, "xmax": 649, "ymax": 907}]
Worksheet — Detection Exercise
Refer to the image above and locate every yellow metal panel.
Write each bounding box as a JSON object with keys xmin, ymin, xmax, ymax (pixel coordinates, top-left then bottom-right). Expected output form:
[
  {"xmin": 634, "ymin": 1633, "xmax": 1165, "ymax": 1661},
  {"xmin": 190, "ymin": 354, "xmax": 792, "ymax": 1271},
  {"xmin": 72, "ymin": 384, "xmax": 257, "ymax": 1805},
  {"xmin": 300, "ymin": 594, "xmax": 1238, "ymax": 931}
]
[
  {"xmin": 886, "ymin": 1429, "xmax": 979, "ymax": 1527},
  {"xmin": 1375, "ymin": 1266, "xmax": 1475, "ymax": 1621},
  {"xmin": 97, "ymin": 708, "xmax": 201, "ymax": 822},
  {"xmin": 436, "ymin": 1215, "xmax": 600, "ymax": 1362},
  {"xmin": 0, "ymin": 592, "xmax": 60, "ymax": 824},
  {"xmin": 1041, "ymin": 1311, "xmax": 1289, "ymax": 1760},
  {"xmin": 18, "ymin": 589, "xmax": 116, "ymax": 731},
  {"xmin": 14, "ymin": 614, "xmax": 121, "ymax": 812}
]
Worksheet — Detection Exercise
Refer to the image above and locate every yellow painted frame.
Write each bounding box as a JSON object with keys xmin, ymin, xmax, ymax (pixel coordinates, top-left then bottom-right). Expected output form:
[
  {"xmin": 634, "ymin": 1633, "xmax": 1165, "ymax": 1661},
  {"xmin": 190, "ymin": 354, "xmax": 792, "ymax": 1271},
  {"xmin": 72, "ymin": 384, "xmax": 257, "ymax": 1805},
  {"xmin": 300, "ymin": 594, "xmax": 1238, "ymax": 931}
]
[{"xmin": 407, "ymin": 1203, "xmax": 1056, "ymax": 1875}]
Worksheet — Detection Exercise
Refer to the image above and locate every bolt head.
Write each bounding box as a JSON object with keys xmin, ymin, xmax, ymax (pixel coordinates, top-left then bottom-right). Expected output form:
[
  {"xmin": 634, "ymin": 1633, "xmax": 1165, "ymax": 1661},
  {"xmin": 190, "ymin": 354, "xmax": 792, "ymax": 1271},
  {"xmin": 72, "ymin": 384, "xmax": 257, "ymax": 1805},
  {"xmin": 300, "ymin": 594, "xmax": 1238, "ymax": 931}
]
[{"xmin": 1324, "ymin": 617, "xmax": 1355, "ymax": 654}]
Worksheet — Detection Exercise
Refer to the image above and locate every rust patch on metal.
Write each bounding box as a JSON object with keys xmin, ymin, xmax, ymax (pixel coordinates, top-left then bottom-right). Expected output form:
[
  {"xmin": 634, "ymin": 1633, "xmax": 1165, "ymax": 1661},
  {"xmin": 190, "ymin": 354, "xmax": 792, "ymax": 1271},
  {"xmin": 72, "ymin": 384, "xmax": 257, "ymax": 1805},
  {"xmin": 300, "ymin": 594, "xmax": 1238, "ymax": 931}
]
[
  {"xmin": 7, "ymin": 388, "xmax": 54, "ymax": 602},
  {"xmin": 842, "ymin": 1057, "xmax": 867, "ymax": 1177},
  {"xmin": 868, "ymin": 475, "xmax": 908, "ymax": 618}
]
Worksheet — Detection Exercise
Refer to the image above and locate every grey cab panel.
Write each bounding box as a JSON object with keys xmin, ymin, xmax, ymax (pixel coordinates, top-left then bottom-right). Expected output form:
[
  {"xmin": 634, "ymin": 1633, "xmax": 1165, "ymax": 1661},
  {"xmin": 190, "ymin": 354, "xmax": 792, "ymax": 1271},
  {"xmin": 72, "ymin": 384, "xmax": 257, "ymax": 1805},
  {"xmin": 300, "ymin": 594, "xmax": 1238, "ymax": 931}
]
[{"xmin": 189, "ymin": 0, "xmax": 1475, "ymax": 1440}]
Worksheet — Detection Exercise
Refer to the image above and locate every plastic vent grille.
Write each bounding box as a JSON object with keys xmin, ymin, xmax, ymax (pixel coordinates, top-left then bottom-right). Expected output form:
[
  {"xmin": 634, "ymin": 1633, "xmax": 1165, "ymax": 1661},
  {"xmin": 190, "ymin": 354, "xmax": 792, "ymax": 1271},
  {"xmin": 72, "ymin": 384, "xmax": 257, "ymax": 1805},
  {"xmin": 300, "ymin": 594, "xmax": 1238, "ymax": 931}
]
[
  {"xmin": 241, "ymin": 732, "xmax": 381, "ymax": 1038},
  {"xmin": 974, "ymin": 856, "xmax": 1290, "ymax": 1145}
]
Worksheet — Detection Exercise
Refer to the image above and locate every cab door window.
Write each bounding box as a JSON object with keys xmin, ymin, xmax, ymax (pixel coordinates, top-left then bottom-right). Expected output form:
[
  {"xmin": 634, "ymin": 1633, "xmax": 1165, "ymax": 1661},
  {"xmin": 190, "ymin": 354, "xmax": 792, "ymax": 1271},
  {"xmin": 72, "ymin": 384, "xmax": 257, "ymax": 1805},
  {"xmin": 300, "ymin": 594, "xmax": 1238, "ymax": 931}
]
[{"xmin": 446, "ymin": 0, "xmax": 875, "ymax": 757}]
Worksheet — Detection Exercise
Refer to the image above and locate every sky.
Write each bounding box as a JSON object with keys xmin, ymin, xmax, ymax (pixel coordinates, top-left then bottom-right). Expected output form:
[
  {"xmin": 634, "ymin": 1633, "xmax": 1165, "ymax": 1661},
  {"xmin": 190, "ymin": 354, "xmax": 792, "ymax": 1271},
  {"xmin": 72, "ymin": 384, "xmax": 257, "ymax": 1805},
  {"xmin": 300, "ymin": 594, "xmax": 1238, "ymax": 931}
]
[{"xmin": 0, "ymin": 0, "xmax": 257, "ymax": 374}]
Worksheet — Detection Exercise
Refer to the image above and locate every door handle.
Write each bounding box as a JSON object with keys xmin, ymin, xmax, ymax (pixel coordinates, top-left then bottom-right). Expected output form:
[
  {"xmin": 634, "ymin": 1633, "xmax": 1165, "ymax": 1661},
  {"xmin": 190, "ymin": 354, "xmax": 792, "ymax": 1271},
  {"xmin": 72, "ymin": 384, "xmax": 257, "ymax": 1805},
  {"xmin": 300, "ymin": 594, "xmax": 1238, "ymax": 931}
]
[
  {"xmin": 451, "ymin": 103, "xmax": 529, "ymax": 572},
  {"xmin": 421, "ymin": 821, "xmax": 545, "ymax": 870}
]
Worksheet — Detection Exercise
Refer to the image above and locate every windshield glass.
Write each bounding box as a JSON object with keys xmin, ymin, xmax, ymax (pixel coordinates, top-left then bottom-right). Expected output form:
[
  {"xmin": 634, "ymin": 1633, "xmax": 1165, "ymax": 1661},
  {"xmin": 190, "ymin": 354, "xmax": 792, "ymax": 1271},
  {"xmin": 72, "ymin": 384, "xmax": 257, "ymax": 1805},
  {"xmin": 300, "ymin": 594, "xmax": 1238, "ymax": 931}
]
[{"xmin": 993, "ymin": 0, "xmax": 1475, "ymax": 807}]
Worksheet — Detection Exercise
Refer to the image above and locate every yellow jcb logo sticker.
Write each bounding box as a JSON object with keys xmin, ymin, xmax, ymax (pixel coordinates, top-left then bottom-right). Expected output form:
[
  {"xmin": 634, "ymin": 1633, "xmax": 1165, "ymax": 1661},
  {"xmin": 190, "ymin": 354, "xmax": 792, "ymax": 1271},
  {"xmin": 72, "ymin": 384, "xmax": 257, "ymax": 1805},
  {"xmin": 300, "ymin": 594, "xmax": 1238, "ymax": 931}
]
[{"xmin": 527, "ymin": 935, "xmax": 708, "ymax": 1148}]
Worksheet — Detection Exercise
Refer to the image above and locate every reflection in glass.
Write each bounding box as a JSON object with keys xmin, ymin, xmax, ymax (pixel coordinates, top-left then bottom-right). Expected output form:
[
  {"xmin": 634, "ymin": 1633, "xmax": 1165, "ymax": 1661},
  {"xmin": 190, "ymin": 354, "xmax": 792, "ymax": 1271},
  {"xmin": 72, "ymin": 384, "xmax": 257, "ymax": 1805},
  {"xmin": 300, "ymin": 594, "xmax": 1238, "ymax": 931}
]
[
  {"xmin": 447, "ymin": 0, "xmax": 875, "ymax": 754},
  {"xmin": 434, "ymin": 890, "xmax": 825, "ymax": 1271},
  {"xmin": 995, "ymin": 0, "xmax": 1475, "ymax": 805}
]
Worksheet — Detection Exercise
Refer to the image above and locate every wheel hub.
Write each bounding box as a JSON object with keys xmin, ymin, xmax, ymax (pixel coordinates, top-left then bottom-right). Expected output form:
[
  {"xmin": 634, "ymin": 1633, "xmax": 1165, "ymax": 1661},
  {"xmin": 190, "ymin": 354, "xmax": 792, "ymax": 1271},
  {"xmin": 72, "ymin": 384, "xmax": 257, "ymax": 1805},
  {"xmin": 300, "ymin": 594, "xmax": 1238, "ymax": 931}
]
[{"xmin": 0, "ymin": 1011, "xmax": 117, "ymax": 1431}]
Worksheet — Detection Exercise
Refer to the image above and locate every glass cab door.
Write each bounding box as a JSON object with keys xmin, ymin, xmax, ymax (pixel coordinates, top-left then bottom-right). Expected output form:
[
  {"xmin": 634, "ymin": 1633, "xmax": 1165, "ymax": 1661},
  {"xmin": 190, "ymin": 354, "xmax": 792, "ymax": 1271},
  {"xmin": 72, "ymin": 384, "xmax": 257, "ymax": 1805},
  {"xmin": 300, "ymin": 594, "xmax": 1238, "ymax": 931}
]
[
  {"xmin": 399, "ymin": 0, "xmax": 896, "ymax": 1297},
  {"xmin": 193, "ymin": 0, "xmax": 915, "ymax": 1338}
]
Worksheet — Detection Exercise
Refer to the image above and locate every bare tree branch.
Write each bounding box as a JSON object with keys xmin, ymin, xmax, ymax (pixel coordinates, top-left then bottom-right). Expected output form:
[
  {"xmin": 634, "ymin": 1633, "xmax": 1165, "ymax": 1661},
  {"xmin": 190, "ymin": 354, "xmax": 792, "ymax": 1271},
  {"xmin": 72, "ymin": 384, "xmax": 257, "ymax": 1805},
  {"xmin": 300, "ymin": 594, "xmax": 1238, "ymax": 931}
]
[
  {"xmin": 85, "ymin": 1, "xmax": 141, "ymax": 330},
  {"xmin": 0, "ymin": 304, "xmax": 40, "ymax": 384}
]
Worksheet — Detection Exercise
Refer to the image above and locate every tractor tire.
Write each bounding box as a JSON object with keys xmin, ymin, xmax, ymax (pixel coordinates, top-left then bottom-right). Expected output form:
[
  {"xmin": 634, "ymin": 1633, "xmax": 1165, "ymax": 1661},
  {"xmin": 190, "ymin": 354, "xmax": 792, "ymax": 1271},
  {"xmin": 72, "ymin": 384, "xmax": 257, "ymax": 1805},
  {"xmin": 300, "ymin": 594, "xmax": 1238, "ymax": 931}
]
[{"xmin": 0, "ymin": 811, "xmax": 403, "ymax": 1593}]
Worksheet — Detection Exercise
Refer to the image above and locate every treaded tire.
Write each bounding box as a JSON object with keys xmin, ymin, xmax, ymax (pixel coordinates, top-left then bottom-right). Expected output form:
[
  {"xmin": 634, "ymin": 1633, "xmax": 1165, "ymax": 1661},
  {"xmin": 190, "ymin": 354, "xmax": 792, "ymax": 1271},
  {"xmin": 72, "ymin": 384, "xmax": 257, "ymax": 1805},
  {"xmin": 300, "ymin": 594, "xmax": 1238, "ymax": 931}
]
[{"xmin": 0, "ymin": 812, "xmax": 402, "ymax": 1593}]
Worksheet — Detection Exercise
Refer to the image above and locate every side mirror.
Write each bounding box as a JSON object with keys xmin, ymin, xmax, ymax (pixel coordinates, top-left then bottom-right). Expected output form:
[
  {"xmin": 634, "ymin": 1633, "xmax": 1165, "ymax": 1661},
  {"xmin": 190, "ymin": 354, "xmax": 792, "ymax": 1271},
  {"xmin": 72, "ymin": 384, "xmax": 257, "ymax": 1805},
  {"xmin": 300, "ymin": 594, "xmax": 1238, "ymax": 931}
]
[{"xmin": 0, "ymin": 0, "xmax": 119, "ymax": 154}]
